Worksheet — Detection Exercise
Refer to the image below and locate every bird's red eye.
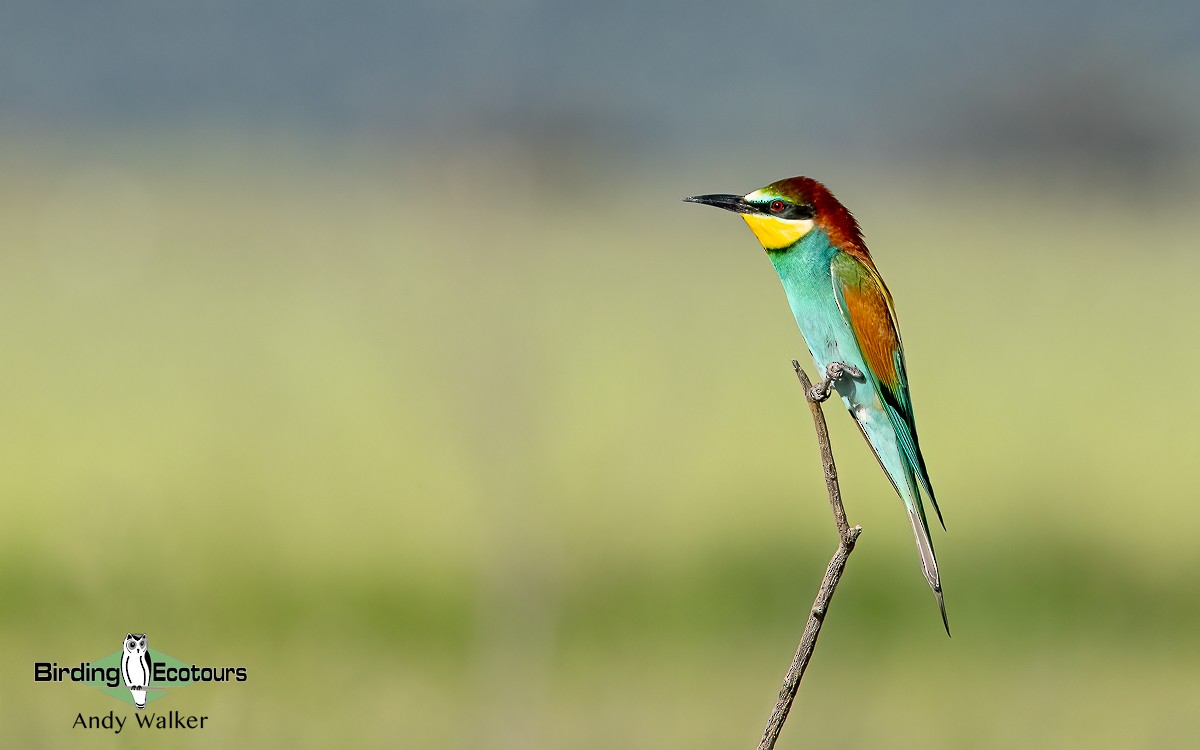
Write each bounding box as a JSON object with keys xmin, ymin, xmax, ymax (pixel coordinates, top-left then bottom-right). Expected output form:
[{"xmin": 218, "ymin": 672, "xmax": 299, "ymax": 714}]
[{"xmin": 769, "ymin": 200, "xmax": 785, "ymax": 213}]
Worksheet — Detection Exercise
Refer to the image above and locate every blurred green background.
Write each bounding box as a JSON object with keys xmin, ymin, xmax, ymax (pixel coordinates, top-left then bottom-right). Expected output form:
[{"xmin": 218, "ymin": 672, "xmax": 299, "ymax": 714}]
[{"xmin": 3, "ymin": 2, "xmax": 1200, "ymax": 748}]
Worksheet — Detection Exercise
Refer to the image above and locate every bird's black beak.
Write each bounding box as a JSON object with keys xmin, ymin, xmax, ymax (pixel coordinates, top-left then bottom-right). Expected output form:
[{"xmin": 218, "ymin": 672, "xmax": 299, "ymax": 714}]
[{"xmin": 682, "ymin": 193, "xmax": 756, "ymax": 215}]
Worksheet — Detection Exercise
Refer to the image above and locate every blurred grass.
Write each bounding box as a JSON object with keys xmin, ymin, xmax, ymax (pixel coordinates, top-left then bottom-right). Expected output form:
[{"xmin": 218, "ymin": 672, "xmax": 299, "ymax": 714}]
[{"xmin": 1, "ymin": 145, "xmax": 1198, "ymax": 748}]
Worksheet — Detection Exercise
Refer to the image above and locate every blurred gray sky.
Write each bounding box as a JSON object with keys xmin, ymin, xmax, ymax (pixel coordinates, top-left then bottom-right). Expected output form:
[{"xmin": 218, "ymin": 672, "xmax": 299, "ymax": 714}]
[{"xmin": 3, "ymin": 1, "xmax": 1198, "ymax": 182}]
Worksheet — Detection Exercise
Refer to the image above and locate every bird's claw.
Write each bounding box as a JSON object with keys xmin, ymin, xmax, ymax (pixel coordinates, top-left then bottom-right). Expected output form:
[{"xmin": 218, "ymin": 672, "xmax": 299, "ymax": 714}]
[
  {"xmin": 824, "ymin": 362, "xmax": 862, "ymax": 381},
  {"xmin": 809, "ymin": 361, "xmax": 862, "ymax": 403}
]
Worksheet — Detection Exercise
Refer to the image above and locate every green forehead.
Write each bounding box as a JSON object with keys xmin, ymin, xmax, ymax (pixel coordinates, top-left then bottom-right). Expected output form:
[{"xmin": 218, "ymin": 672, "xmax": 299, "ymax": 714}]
[
  {"xmin": 744, "ymin": 182, "xmax": 806, "ymax": 204},
  {"xmin": 742, "ymin": 188, "xmax": 780, "ymax": 203}
]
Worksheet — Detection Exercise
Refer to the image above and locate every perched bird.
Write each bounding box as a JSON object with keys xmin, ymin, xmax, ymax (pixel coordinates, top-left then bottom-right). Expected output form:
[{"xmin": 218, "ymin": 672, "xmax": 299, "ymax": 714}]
[{"xmin": 684, "ymin": 177, "xmax": 948, "ymax": 633}]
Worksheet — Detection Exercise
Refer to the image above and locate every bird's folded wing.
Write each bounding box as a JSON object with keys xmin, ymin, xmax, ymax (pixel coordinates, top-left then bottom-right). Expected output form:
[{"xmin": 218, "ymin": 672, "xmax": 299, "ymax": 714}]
[{"xmin": 830, "ymin": 252, "xmax": 942, "ymax": 527}]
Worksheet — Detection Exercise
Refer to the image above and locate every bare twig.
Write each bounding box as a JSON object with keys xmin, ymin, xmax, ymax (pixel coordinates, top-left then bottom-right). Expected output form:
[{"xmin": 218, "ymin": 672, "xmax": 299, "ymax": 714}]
[{"xmin": 756, "ymin": 361, "xmax": 863, "ymax": 750}]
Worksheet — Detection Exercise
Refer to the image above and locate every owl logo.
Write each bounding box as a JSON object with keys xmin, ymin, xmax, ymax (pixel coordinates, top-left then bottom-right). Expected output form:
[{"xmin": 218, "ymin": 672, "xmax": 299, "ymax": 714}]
[{"xmin": 121, "ymin": 633, "xmax": 153, "ymax": 710}]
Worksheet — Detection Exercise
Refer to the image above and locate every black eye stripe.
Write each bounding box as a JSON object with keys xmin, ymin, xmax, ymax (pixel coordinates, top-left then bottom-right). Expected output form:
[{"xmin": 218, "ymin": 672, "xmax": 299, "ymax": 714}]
[{"xmin": 754, "ymin": 201, "xmax": 814, "ymax": 220}]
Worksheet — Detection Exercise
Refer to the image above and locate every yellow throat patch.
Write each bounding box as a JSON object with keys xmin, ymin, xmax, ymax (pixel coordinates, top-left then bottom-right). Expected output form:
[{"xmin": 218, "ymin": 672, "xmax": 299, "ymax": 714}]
[{"xmin": 740, "ymin": 214, "xmax": 814, "ymax": 251}]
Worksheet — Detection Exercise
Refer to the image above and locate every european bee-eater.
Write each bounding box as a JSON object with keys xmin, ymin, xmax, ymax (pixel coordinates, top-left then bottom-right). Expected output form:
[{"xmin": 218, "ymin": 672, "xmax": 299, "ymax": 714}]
[{"xmin": 684, "ymin": 176, "xmax": 948, "ymax": 632}]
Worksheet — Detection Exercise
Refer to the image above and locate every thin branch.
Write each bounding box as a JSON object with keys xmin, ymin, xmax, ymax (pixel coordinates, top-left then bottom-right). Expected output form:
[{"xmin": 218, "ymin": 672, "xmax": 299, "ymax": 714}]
[{"xmin": 756, "ymin": 362, "xmax": 863, "ymax": 750}]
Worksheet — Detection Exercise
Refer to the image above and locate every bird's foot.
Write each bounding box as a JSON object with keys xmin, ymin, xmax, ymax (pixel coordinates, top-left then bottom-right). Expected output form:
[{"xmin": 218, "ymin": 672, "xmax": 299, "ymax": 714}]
[
  {"xmin": 807, "ymin": 384, "xmax": 831, "ymax": 402},
  {"xmin": 826, "ymin": 361, "xmax": 862, "ymax": 381},
  {"xmin": 809, "ymin": 361, "xmax": 862, "ymax": 402}
]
